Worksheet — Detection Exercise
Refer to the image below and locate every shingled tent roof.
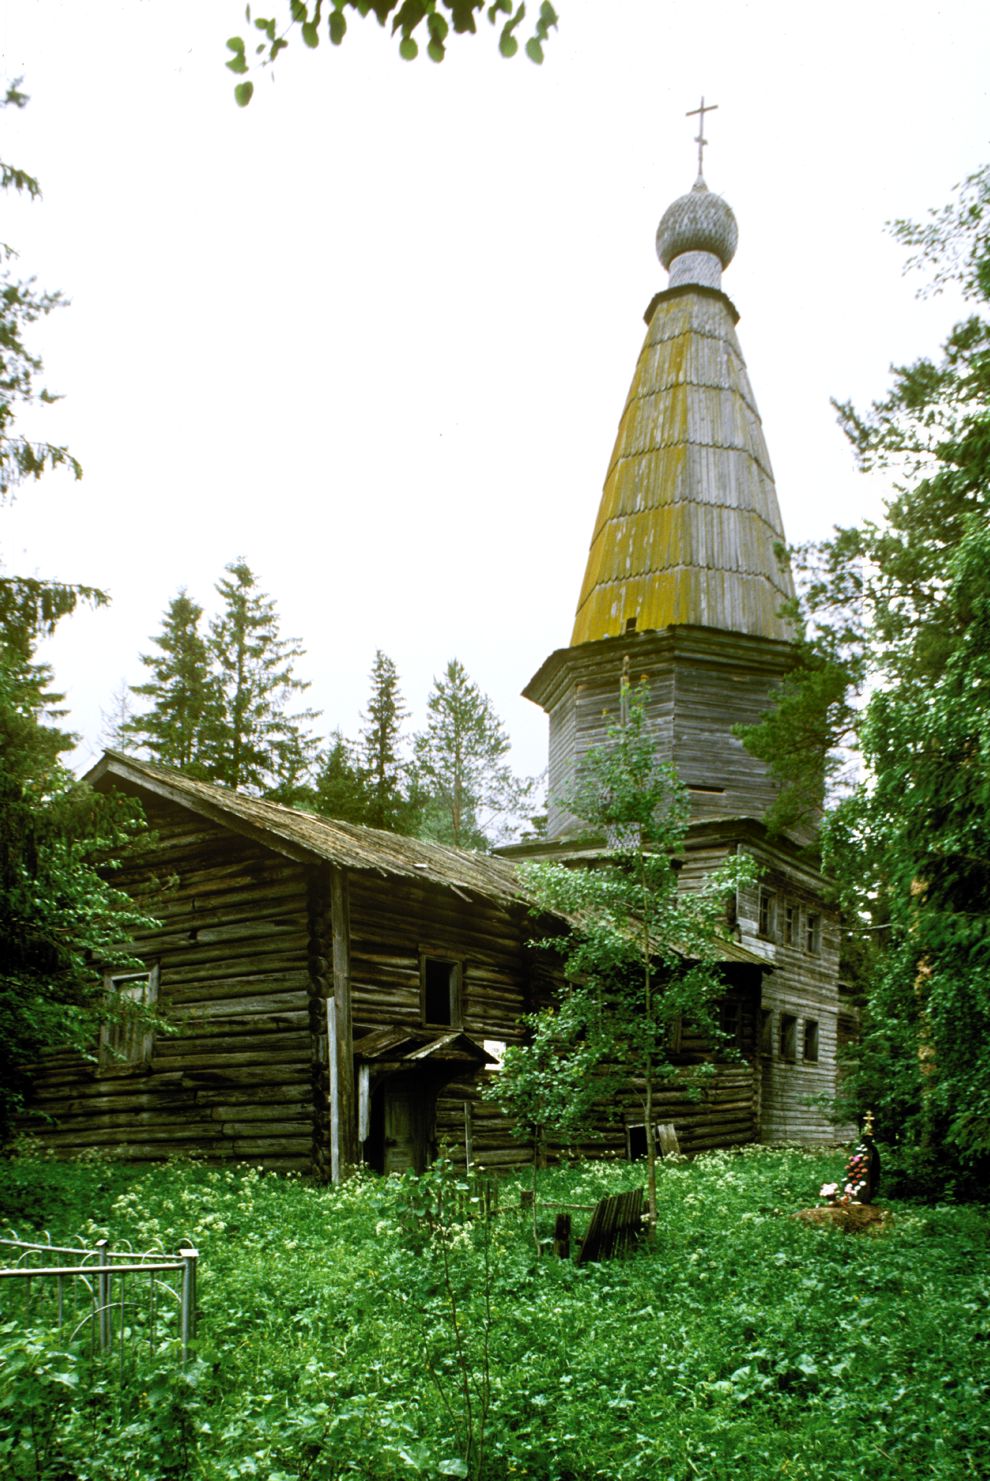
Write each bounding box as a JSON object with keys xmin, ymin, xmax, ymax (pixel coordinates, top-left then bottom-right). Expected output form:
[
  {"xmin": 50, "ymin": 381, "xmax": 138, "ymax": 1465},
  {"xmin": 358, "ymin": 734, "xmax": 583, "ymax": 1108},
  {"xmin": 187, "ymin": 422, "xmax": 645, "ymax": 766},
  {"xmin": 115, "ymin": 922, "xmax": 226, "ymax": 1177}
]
[
  {"xmin": 570, "ymin": 175, "xmax": 796, "ymax": 647},
  {"xmin": 86, "ymin": 751, "xmax": 528, "ymax": 910}
]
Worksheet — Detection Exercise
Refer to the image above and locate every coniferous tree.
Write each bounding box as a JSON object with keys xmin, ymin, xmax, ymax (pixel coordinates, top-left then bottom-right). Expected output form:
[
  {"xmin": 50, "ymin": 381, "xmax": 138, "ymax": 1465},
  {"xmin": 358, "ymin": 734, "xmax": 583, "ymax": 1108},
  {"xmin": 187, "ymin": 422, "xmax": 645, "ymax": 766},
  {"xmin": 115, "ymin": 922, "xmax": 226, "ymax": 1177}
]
[
  {"xmin": 0, "ymin": 83, "xmax": 149, "ymax": 1135},
  {"xmin": 412, "ymin": 658, "xmax": 533, "ymax": 848},
  {"xmin": 360, "ymin": 649, "xmax": 410, "ymax": 831},
  {"xmin": 121, "ymin": 591, "xmax": 215, "ymax": 773},
  {"xmin": 206, "ymin": 559, "xmax": 319, "ymax": 798},
  {"xmin": 311, "ymin": 729, "xmax": 370, "ymax": 823}
]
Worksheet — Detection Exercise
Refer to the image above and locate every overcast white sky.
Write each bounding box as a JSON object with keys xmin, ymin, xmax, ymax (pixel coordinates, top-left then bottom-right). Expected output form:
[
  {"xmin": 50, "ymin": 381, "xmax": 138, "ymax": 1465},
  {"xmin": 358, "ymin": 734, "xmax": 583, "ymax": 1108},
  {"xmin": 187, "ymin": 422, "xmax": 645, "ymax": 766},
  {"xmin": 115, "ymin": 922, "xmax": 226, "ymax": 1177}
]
[{"xmin": 2, "ymin": 1, "xmax": 989, "ymax": 789}]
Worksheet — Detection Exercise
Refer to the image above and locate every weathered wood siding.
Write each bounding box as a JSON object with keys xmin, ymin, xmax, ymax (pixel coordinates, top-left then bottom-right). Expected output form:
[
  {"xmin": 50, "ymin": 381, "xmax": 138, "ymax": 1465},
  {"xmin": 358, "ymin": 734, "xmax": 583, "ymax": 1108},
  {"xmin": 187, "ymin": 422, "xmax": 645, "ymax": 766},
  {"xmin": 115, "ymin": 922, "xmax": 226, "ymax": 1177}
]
[
  {"xmin": 26, "ymin": 799, "xmax": 321, "ymax": 1171},
  {"xmin": 527, "ymin": 628, "xmax": 798, "ymax": 840},
  {"xmin": 735, "ymin": 854, "xmax": 844, "ymax": 1145}
]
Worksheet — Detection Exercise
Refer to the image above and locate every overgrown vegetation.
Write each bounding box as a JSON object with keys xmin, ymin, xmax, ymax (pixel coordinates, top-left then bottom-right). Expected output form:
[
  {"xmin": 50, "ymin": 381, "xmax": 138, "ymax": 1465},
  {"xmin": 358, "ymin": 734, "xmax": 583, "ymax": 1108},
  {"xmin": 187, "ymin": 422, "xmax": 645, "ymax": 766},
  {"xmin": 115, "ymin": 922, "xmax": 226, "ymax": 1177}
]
[
  {"xmin": 494, "ymin": 680, "xmax": 754, "ymax": 1232},
  {"xmin": 1, "ymin": 1151, "xmax": 987, "ymax": 1479},
  {"xmin": 739, "ymin": 165, "xmax": 990, "ymax": 1195}
]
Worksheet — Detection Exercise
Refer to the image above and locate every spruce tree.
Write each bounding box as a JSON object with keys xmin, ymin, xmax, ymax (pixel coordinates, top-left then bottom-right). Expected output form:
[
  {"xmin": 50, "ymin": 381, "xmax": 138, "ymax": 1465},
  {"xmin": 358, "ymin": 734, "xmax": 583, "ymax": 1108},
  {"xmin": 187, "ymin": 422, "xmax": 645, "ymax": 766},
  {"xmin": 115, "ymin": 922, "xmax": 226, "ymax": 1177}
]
[
  {"xmin": 360, "ymin": 649, "xmax": 410, "ymax": 831},
  {"xmin": 206, "ymin": 560, "xmax": 319, "ymax": 798},
  {"xmin": 311, "ymin": 730, "xmax": 369, "ymax": 823},
  {"xmin": 121, "ymin": 591, "xmax": 215, "ymax": 773},
  {"xmin": 412, "ymin": 658, "xmax": 533, "ymax": 848}
]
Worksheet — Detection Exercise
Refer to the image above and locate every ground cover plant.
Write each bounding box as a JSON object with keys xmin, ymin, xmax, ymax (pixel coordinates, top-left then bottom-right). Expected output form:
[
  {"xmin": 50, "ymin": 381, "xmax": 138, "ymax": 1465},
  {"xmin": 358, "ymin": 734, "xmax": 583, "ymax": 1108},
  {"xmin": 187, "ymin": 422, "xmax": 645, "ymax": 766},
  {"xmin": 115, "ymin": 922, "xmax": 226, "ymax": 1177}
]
[{"xmin": 0, "ymin": 1148, "xmax": 987, "ymax": 1479}]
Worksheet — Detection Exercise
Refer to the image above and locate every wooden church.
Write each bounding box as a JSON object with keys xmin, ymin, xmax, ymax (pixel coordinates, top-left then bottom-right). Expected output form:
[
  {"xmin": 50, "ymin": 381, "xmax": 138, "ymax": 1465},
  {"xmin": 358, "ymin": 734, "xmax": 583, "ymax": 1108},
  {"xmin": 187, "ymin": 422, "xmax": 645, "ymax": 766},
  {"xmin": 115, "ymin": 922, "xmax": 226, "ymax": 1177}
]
[
  {"xmin": 23, "ymin": 137, "xmax": 849, "ymax": 1173},
  {"xmin": 508, "ymin": 138, "xmax": 850, "ymax": 1147}
]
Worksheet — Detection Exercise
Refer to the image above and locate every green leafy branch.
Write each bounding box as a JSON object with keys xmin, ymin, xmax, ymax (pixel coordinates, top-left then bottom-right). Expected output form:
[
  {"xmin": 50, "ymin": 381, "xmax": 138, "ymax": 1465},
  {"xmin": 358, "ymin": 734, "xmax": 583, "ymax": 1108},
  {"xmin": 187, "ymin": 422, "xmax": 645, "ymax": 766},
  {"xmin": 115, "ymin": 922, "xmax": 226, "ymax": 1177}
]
[{"xmin": 225, "ymin": 1, "xmax": 559, "ymax": 106}]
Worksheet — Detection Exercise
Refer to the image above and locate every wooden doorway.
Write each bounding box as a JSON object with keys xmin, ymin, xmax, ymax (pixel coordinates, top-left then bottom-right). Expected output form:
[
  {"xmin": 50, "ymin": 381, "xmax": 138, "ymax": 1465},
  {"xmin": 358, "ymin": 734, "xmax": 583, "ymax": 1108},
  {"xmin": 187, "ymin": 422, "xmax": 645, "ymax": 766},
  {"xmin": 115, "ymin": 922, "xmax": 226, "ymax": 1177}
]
[{"xmin": 367, "ymin": 1078, "xmax": 434, "ymax": 1174}]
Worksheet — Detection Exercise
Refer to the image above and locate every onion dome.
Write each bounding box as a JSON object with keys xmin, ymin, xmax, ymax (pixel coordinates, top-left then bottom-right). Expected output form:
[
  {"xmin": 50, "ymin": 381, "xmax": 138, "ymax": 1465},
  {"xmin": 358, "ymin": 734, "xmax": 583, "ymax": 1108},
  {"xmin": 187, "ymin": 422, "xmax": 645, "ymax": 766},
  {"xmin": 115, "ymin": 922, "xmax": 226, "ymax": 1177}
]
[{"xmin": 656, "ymin": 178, "xmax": 738, "ymax": 290}]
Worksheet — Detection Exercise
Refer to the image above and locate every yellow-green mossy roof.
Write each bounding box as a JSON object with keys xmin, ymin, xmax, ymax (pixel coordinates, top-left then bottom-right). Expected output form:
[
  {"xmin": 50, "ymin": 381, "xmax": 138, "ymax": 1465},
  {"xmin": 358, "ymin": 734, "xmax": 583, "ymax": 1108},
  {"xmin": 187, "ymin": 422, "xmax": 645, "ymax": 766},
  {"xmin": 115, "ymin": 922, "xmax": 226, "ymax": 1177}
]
[{"xmin": 571, "ymin": 289, "xmax": 795, "ymax": 646}]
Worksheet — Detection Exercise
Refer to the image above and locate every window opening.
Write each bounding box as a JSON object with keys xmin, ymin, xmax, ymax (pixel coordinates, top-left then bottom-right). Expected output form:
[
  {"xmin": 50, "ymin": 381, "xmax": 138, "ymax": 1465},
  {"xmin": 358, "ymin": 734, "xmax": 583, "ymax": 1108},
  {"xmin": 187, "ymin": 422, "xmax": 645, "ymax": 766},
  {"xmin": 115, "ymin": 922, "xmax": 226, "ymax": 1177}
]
[
  {"xmin": 803, "ymin": 1019, "xmax": 820, "ymax": 1063},
  {"xmin": 805, "ymin": 913, "xmax": 821, "ymax": 955},
  {"xmin": 779, "ymin": 1013, "xmax": 797, "ymax": 1062},
  {"xmin": 758, "ymin": 889, "xmax": 776, "ymax": 940},
  {"xmin": 99, "ymin": 967, "xmax": 158, "ymax": 1069},
  {"xmin": 783, "ymin": 903, "xmax": 798, "ymax": 946},
  {"xmin": 759, "ymin": 1008, "xmax": 773, "ymax": 1057},
  {"xmin": 422, "ymin": 956, "xmax": 461, "ymax": 1028}
]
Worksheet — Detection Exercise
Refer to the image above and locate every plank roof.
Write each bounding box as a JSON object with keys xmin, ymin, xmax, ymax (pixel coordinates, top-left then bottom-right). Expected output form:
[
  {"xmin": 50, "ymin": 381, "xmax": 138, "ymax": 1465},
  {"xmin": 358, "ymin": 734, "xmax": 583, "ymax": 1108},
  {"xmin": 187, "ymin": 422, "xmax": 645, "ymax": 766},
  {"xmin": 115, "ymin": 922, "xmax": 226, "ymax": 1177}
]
[{"xmin": 87, "ymin": 751, "xmax": 527, "ymax": 909}]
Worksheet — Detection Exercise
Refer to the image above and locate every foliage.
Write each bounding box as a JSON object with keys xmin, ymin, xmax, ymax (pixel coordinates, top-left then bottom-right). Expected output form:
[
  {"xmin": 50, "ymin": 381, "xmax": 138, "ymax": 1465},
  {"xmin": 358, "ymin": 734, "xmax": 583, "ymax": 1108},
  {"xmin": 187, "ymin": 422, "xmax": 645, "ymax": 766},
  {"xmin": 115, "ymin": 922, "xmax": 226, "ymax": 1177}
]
[
  {"xmin": 739, "ymin": 166, "xmax": 990, "ymax": 1191},
  {"xmin": 0, "ymin": 648, "xmax": 155, "ymax": 1136},
  {"xmin": 0, "ymin": 84, "xmax": 150, "ymax": 1138},
  {"xmin": 225, "ymin": 1, "xmax": 560, "ymax": 108},
  {"xmin": 412, "ymin": 657, "xmax": 534, "ymax": 848},
  {"xmin": 0, "ymin": 80, "xmax": 99, "ymax": 647},
  {"xmin": 359, "ymin": 648, "xmax": 413, "ymax": 830},
  {"xmin": 206, "ymin": 559, "xmax": 320, "ymax": 799},
  {"xmin": 1, "ymin": 1150, "xmax": 988, "ymax": 1479},
  {"xmin": 121, "ymin": 563, "xmax": 321, "ymax": 801},
  {"xmin": 310, "ymin": 726, "xmax": 372, "ymax": 822},
  {"xmin": 499, "ymin": 681, "xmax": 755, "ymax": 1230},
  {"xmin": 119, "ymin": 591, "xmax": 217, "ymax": 774}
]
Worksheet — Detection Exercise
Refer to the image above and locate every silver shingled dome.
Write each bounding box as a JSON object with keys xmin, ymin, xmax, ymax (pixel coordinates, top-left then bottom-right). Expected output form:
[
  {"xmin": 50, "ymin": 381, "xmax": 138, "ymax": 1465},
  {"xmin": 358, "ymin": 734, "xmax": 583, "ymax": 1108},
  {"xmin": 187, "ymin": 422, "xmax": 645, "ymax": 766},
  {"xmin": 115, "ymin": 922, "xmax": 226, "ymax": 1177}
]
[{"xmin": 656, "ymin": 179, "xmax": 738, "ymax": 271}]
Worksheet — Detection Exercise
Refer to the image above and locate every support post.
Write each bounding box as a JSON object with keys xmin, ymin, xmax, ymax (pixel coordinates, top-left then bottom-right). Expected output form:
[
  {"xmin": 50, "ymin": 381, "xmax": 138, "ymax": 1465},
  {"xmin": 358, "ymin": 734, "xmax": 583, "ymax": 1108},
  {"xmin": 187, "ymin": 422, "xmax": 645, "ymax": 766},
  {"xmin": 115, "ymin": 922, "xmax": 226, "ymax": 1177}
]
[
  {"xmin": 95, "ymin": 1238, "xmax": 111, "ymax": 1352},
  {"xmin": 330, "ymin": 869, "xmax": 357, "ymax": 1179},
  {"xmin": 179, "ymin": 1248, "xmax": 198, "ymax": 1363}
]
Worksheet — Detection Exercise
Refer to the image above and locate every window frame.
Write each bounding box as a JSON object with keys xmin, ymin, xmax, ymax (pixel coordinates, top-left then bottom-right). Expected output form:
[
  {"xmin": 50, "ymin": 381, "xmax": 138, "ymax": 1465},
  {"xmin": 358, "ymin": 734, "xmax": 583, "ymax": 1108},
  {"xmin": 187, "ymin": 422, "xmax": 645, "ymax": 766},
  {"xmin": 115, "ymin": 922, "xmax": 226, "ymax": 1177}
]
[
  {"xmin": 805, "ymin": 913, "xmax": 821, "ymax": 955},
  {"xmin": 779, "ymin": 1012, "xmax": 797, "ymax": 1063},
  {"xmin": 783, "ymin": 902, "xmax": 798, "ymax": 947},
  {"xmin": 758, "ymin": 888, "xmax": 776, "ymax": 941},
  {"xmin": 98, "ymin": 964, "xmax": 159, "ymax": 1072},
  {"xmin": 419, "ymin": 953, "xmax": 463, "ymax": 1030},
  {"xmin": 803, "ymin": 1018, "xmax": 820, "ymax": 1063}
]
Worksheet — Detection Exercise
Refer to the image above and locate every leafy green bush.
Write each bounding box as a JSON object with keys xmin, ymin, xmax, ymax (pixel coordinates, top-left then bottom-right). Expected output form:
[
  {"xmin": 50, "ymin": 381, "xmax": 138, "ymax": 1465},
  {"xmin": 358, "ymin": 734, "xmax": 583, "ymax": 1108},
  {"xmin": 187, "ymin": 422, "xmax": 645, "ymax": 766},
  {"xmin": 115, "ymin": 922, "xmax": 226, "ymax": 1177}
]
[{"xmin": 1, "ymin": 1149, "xmax": 988, "ymax": 1478}]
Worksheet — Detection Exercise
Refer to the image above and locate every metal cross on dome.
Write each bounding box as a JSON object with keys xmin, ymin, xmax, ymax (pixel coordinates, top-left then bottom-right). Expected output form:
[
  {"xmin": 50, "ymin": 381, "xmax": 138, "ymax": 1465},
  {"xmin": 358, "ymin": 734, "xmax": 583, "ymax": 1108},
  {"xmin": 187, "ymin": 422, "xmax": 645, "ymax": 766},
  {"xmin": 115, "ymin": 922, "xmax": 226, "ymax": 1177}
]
[{"xmin": 686, "ymin": 96, "xmax": 719, "ymax": 177}]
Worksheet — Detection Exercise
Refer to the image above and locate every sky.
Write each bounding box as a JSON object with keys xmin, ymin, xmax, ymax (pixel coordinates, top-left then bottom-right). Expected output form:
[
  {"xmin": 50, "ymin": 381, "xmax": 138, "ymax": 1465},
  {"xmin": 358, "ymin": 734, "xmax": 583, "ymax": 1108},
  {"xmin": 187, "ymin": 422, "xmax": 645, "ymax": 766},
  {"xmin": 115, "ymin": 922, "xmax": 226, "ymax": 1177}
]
[{"xmin": 2, "ymin": 1, "xmax": 989, "ymax": 794}]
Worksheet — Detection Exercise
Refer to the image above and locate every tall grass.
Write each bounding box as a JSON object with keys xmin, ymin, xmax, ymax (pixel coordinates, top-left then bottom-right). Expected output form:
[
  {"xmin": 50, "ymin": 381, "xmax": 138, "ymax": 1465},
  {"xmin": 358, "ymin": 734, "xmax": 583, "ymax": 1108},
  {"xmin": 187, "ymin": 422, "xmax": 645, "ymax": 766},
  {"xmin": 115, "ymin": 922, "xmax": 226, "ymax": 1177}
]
[{"xmin": 0, "ymin": 1147, "xmax": 987, "ymax": 1479}]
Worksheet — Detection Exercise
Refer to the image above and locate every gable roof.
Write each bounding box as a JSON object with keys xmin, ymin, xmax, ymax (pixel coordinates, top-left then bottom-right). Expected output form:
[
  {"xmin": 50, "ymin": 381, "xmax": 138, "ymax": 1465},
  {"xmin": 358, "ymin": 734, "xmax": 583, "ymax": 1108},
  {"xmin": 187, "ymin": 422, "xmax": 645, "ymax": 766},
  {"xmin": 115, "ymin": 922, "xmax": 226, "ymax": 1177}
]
[{"xmin": 86, "ymin": 751, "xmax": 527, "ymax": 910}]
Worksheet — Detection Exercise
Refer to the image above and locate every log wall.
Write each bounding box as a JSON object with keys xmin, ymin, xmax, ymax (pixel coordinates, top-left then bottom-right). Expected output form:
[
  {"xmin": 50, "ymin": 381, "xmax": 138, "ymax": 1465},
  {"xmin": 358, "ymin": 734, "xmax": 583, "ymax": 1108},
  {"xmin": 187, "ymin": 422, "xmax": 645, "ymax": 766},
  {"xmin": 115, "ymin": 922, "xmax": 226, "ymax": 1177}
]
[{"xmin": 26, "ymin": 799, "xmax": 321, "ymax": 1172}]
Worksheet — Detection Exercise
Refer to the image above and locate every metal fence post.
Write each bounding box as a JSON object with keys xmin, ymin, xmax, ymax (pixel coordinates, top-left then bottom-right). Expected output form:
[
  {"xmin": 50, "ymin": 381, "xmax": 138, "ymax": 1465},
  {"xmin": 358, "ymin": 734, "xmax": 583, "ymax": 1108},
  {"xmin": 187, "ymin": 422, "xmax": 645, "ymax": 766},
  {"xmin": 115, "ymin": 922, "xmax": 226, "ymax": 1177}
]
[
  {"xmin": 95, "ymin": 1238, "xmax": 111, "ymax": 1352},
  {"xmin": 179, "ymin": 1248, "xmax": 198, "ymax": 1362}
]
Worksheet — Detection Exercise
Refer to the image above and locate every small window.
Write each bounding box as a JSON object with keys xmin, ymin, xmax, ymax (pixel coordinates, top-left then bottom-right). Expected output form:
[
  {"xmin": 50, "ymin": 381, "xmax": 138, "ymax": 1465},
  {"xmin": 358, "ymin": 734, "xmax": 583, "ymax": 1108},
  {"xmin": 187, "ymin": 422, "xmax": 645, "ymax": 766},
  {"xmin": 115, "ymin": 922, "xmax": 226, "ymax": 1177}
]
[
  {"xmin": 783, "ymin": 903, "xmax": 798, "ymax": 947},
  {"xmin": 100, "ymin": 967, "xmax": 158, "ymax": 1070},
  {"xmin": 805, "ymin": 914, "xmax": 821, "ymax": 955},
  {"xmin": 421, "ymin": 956, "xmax": 462, "ymax": 1028},
  {"xmin": 779, "ymin": 1013, "xmax": 797, "ymax": 1063},
  {"xmin": 758, "ymin": 889, "xmax": 776, "ymax": 940},
  {"xmin": 482, "ymin": 1038, "xmax": 507, "ymax": 1070},
  {"xmin": 803, "ymin": 1019, "xmax": 820, "ymax": 1063},
  {"xmin": 759, "ymin": 1008, "xmax": 773, "ymax": 1057}
]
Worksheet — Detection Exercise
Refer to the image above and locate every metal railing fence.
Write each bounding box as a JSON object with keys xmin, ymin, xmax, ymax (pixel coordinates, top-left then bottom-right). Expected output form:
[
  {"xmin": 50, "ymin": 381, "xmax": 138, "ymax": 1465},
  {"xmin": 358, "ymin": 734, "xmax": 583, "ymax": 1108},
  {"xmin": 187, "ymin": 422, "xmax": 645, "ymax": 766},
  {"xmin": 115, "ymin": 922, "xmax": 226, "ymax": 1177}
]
[{"xmin": 0, "ymin": 1233, "xmax": 198, "ymax": 1364}]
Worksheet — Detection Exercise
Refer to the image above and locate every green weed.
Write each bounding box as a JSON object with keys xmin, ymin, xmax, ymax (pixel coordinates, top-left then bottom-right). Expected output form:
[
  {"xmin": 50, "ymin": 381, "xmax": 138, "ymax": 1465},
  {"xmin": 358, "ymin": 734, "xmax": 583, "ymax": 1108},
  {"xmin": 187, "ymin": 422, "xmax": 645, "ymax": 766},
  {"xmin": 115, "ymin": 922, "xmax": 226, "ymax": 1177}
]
[{"xmin": 0, "ymin": 1148, "xmax": 987, "ymax": 1479}]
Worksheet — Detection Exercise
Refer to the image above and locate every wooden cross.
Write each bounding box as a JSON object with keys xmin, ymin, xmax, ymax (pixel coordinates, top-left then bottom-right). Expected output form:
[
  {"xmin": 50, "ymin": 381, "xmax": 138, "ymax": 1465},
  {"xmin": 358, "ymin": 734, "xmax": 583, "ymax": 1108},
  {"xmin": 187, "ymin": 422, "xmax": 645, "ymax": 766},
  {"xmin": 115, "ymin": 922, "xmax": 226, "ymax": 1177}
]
[{"xmin": 686, "ymin": 96, "xmax": 719, "ymax": 177}]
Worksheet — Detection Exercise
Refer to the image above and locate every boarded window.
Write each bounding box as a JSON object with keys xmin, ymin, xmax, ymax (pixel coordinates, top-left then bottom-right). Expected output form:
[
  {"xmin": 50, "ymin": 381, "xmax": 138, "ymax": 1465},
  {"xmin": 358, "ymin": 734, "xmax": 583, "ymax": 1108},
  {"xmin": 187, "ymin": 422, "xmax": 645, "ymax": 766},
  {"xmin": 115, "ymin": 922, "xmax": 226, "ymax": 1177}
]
[
  {"xmin": 99, "ymin": 967, "xmax": 158, "ymax": 1070},
  {"xmin": 803, "ymin": 1019, "xmax": 820, "ymax": 1063},
  {"xmin": 421, "ymin": 956, "xmax": 462, "ymax": 1028},
  {"xmin": 758, "ymin": 889, "xmax": 776, "ymax": 940},
  {"xmin": 805, "ymin": 913, "xmax": 821, "ymax": 955},
  {"xmin": 780, "ymin": 1013, "xmax": 797, "ymax": 1062}
]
